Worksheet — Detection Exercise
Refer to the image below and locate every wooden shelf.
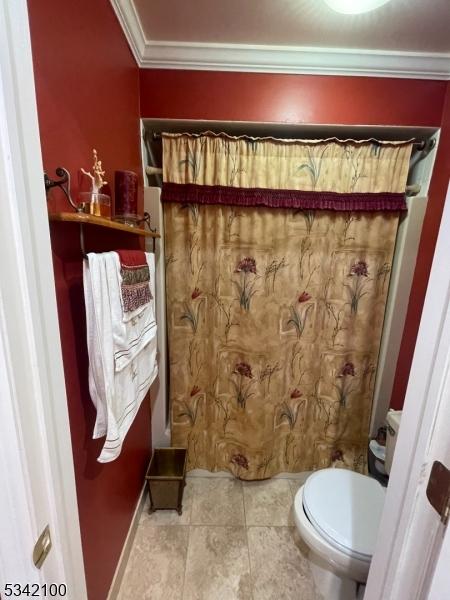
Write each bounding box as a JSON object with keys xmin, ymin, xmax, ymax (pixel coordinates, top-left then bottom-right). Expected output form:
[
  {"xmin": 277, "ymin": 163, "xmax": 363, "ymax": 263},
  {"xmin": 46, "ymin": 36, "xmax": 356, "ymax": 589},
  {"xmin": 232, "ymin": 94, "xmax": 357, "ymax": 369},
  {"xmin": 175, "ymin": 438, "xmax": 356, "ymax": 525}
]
[{"xmin": 49, "ymin": 212, "xmax": 160, "ymax": 238}]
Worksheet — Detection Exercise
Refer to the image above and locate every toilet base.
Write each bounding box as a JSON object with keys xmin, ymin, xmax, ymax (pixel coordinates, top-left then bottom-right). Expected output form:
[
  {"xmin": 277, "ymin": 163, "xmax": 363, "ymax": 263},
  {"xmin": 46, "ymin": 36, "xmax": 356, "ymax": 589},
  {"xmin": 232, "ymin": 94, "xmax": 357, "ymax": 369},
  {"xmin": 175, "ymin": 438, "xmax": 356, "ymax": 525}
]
[{"xmin": 308, "ymin": 551, "xmax": 365, "ymax": 600}]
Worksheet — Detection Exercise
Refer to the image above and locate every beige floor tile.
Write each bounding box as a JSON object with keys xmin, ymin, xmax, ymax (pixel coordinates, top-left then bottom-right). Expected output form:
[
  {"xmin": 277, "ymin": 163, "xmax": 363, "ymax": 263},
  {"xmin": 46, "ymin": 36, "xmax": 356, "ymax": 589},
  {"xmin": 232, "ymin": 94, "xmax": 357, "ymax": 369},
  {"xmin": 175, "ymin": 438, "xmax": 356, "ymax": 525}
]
[
  {"xmin": 190, "ymin": 477, "xmax": 245, "ymax": 526},
  {"xmin": 141, "ymin": 478, "xmax": 194, "ymax": 525},
  {"xmin": 288, "ymin": 473, "xmax": 312, "ymax": 497},
  {"xmin": 288, "ymin": 475, "xmax": 314, "ymax": 525},
  {"xmin": 247, "ymin": 526, "xmax": 322, "ymax": 600},
  {"xmin": 183, "ymin": 526, "xmax": 252, "ymax": 600},
  {"xmin": 117, "ymin": 524, "xmax": 189, "ymax": 600},
  {"xmin": 243, "ymin": 478, "xmax": 293, "ymax": 526}
]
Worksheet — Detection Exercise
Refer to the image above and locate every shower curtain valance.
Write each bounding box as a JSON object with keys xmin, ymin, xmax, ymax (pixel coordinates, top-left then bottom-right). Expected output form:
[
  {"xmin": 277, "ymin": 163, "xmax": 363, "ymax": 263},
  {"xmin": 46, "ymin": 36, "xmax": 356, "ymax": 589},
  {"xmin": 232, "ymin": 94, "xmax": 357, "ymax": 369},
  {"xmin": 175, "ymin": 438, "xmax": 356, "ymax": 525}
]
[{"xmin": 162, "ymin": 132, "xmax": 413, "ymax": 212}]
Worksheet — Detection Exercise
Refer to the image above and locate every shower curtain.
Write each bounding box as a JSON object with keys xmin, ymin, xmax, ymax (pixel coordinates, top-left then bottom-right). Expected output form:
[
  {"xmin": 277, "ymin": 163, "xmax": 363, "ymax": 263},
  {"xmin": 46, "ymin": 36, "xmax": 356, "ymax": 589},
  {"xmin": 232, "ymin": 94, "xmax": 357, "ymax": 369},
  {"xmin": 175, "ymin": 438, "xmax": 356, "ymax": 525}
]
[{"xmin": 162, "ymin": 133, "xmax": 412, "ymax": 479}]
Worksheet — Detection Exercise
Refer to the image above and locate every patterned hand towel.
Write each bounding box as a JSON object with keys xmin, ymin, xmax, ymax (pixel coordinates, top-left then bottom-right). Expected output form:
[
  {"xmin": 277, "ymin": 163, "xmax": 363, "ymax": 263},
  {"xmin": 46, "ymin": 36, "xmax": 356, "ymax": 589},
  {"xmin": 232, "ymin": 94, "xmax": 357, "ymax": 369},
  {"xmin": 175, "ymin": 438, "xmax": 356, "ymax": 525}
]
[
  {"xmin": 83, "ymin": 251, "xmax": 158, "ymax": 462},
  {"xmin": 116, "ymin": 249, "xmax": 153, "ymax": 316}
]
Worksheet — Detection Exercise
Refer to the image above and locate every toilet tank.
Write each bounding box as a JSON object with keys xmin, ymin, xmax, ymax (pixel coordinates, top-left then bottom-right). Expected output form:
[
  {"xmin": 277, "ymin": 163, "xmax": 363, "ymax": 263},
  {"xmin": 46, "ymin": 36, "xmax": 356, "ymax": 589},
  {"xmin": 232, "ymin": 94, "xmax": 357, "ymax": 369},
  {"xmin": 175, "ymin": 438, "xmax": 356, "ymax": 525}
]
[{"xmin": 385, "ymin": 410, "xmax": 402, "ymax": 475}]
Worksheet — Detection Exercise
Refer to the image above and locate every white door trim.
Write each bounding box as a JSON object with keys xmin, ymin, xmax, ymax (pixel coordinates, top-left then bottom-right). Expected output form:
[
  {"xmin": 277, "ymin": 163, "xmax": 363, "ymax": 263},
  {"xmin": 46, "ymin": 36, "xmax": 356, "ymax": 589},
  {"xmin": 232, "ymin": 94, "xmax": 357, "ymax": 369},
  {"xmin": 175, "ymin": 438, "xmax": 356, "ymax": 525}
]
[
  {"xmin": 0, "ymin": 0, "xmax": 86, "ymax": 596},
  {"xmin": 365, "ymin": 181, "xmax": 450, "ymax": 599}
]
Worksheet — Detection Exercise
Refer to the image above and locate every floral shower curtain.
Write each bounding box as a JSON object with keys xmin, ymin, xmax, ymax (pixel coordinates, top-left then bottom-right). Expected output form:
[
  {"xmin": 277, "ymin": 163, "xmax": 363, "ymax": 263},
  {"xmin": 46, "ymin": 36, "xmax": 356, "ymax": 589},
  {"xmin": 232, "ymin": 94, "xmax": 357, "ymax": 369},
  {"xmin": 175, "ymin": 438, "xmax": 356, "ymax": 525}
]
[{"xmin": 162, "ymin": 133, "xmax": 412, "ymax": 479}]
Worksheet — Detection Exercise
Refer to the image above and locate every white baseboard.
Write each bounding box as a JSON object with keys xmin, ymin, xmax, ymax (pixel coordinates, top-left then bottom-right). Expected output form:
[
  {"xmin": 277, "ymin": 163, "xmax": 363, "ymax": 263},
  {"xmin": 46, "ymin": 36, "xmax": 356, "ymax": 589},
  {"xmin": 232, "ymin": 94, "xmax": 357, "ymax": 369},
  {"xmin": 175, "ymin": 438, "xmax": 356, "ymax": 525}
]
[{"xmin": 107, "ymin": 483, "xmax": 148, "ymax": 600}]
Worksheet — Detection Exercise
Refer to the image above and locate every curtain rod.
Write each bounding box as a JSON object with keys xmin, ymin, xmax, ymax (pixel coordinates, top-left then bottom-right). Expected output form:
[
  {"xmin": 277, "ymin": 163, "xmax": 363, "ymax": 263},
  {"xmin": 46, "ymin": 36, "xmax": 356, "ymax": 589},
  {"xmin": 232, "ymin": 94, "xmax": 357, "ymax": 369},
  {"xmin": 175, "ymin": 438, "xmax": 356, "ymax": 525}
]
[{"xmin": 149, "ymin": 131, "xmax": 429, "ymax": 151}]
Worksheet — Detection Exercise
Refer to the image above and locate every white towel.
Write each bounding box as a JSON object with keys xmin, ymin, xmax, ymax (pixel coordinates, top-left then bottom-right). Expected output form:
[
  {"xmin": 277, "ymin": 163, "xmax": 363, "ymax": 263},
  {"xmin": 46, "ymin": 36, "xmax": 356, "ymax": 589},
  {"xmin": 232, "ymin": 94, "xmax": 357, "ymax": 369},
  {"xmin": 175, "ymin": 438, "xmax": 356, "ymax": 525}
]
[
  {"xmin": 109, "ymin": 253, "xmax": 157, "ymax": 372},
  {"xmin": 83, "ymin": 251, "xmax": 157, "ymax": 462}
]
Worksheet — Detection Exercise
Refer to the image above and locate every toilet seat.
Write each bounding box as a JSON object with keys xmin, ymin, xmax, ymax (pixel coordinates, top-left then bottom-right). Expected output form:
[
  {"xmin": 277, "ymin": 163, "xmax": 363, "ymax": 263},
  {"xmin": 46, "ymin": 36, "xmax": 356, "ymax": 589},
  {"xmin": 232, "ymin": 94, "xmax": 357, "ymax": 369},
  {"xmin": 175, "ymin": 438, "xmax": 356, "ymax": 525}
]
[{"xmin": 301, "ymin": 468, "xmax": 385, "ymax": 561}]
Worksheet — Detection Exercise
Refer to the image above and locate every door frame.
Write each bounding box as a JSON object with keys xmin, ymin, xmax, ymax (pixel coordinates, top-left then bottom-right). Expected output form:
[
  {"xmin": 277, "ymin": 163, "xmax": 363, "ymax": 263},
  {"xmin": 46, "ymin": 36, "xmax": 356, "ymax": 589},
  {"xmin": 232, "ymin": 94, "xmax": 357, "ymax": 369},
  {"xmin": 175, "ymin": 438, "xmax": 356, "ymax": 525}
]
[
  {"xmin": 365, "ymin": 181, "xmax": 450, "ymax": 599},
  {"xmin": 0, "ymin": 0, "xmax": 86, "ymax": 596}
]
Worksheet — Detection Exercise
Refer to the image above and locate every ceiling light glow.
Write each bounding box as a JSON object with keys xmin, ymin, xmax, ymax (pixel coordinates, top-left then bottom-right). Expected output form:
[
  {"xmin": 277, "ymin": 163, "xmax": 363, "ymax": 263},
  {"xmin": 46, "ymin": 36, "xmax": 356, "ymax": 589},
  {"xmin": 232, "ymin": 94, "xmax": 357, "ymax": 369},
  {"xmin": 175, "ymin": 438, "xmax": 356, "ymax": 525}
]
[{"xmin": 324, "ymin": 0, "xmax": 392, "ymax": 14}]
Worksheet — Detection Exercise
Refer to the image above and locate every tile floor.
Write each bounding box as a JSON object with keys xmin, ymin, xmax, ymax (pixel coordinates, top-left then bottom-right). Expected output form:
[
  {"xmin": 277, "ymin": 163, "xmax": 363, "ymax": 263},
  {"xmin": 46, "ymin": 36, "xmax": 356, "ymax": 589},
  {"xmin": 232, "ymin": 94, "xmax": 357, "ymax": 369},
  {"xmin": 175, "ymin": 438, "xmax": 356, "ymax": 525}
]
[{"xmin": 117, "ymin": 473, "xmax": 331, "ymax": 600}]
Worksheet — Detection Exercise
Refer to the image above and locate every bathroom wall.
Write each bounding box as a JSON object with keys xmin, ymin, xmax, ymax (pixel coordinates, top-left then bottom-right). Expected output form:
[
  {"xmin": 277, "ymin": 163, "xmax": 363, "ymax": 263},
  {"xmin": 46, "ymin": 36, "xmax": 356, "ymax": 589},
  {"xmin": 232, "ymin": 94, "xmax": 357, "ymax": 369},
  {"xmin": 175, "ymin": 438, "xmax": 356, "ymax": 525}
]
[
  {"xmin": 390, "ymin": 85, "xmax": 450, "ymax": 408},
  {"xmin": 139, "ymin": 70, "xmax": 446, "ymax": 125},
  {"xmin": 139, "ymin": 69, "xmax": 449, "ymax": 410},
  {"xmin": 27, "ymin": 1, "xmax": 150, "ymax": 599}
]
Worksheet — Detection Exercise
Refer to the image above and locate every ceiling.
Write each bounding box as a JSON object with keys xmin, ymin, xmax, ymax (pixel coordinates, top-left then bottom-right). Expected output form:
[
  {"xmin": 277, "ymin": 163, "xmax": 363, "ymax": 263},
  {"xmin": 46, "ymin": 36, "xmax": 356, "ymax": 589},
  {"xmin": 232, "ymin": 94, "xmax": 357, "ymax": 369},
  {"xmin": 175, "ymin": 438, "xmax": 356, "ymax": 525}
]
[
  {"xmin": 112, "ymin": 0, "xmax": 450, "ymax": 79},
  {"xmin": 134, "ymin": 0, "xmax": 450, "ymax": 52}
]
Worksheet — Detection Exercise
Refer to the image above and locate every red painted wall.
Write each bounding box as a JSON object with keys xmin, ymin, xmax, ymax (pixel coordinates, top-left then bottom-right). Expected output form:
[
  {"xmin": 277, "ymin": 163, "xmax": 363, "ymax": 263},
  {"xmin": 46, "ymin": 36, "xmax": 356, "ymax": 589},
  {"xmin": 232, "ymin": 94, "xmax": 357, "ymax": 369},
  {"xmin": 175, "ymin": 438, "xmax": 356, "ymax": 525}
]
[
  {"xmin": 140, "ymin": 69, "xmax": 450, "ymax": 410},
  {"xmin": 27, "ymin": 2, "xmax": 150, "ymax": 599},
  {"xmin": 139, "ymin": 70, "xmax": 446, "ymax": 126},
  {"xmin": 390, "ymin": 84, "xmax": 450, "ymax": 408}
]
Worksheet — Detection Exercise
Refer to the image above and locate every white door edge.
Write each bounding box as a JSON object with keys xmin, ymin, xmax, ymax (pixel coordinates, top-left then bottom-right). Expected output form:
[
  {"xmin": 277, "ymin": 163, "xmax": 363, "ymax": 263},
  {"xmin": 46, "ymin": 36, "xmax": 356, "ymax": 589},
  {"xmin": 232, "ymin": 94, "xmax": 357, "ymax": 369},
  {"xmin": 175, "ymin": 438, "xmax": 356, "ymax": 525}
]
[
  {"xmin": 365, "ymin": 180, "xmax": 450, "ymax": 599},
  {"xmin": 0, "ymin": 0, "xmax": 86, "ymax": 597}
]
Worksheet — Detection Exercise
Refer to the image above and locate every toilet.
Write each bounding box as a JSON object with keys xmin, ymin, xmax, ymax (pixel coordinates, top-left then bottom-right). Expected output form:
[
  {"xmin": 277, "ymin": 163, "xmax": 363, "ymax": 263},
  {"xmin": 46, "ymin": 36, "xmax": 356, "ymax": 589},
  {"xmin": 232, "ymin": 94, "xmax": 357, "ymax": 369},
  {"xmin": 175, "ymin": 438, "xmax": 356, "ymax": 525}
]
[
  {"xmin": 294, "ymin": 410, "xmax": 402, "ymax": 585},
  {"xmin": 294, "ymin": 468, "xmax": 385, "ymax": 582}
]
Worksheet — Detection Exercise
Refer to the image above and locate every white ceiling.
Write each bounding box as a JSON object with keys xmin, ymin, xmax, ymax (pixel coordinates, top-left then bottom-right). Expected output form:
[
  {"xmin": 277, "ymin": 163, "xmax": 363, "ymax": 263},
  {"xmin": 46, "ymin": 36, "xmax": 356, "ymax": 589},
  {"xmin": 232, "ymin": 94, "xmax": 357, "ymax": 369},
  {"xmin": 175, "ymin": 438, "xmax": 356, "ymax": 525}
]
[
  {"xmin": 134, "ymin": 0, "xmax": 450, "ymax": 52},
  {"xmin": 111, "ymin": 0, "xmax": 450, "ymax": 79}
]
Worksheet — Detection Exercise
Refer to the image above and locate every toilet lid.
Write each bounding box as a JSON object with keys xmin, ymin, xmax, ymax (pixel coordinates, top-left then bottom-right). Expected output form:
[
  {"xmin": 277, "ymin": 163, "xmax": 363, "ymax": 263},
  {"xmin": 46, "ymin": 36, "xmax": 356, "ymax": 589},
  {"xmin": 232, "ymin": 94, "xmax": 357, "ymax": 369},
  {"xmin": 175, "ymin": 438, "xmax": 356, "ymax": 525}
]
[{"xmin": 302, "ymin": 468, "xmax": 385, "ymax": 561}]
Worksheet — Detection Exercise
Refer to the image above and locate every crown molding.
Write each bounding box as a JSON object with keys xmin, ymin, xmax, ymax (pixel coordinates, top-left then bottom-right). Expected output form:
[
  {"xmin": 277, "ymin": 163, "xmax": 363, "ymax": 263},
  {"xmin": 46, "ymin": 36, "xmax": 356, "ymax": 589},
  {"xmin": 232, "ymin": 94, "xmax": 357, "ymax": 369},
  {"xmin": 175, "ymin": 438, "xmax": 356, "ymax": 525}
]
[
  {"xmin": 141, "ymin": 42, "xmax": 450, "ymax": 79},
  {"xmin": 111, "ymin": 0, "xmax": 450, "ymax": 80},
  {"xmin": 110, "ymin": 0, "xmax": 147, "ymax": 64}
]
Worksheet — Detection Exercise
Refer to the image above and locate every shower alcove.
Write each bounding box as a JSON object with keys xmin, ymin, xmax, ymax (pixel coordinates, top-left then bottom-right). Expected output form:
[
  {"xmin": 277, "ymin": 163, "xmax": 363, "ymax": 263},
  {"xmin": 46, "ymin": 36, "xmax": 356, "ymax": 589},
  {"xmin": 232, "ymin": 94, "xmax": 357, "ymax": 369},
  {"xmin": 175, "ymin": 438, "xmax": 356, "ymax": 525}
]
[{"xmin": 140, "ymin": 119, "xmax": 439, "ymax": 468}]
